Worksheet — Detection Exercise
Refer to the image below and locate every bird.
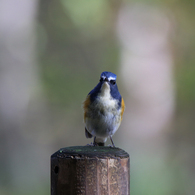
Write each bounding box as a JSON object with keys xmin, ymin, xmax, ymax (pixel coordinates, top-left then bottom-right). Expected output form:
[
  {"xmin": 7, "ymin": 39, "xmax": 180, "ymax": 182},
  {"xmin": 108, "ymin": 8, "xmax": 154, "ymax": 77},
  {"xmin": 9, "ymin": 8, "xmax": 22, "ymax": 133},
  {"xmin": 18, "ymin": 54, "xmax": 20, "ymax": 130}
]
[{"xmin": 83, "ymin": 71, "xmax": 125, "ymax": 147}]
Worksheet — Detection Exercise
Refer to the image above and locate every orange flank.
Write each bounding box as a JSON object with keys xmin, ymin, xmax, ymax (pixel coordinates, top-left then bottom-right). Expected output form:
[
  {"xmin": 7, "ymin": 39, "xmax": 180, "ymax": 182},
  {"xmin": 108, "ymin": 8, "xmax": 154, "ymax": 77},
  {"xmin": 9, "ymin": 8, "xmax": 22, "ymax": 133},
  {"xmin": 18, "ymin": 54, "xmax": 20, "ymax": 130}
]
[
  {"xmin": 83, "ymin": 95, "xmax": 91, "ymax": 122},
  {"xmin": 121, "ymin": 98, "xmax": 125, "ymax": 119}
]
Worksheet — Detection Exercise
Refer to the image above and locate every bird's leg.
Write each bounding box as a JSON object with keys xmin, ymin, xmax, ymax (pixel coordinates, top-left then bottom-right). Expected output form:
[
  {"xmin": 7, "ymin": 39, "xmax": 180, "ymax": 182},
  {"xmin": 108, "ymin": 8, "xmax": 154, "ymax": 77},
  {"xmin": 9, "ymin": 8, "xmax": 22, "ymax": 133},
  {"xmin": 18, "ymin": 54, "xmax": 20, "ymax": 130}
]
[
  {"xmin": 110, "ymin": 136, "xmax": 115, "ymax": 147},
  {"xmin": 93, "ymin": 136, "xmax": 98, "ymax": 146}
]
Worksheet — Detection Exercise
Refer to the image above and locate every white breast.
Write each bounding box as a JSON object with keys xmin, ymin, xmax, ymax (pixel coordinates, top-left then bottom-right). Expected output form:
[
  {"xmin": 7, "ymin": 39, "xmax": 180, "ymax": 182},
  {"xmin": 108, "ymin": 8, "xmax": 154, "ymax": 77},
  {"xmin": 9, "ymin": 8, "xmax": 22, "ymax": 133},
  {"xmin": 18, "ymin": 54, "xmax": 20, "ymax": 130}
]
[{"xmin": 85, "ymin": 82, "xmax": 121, "ymax": 139}]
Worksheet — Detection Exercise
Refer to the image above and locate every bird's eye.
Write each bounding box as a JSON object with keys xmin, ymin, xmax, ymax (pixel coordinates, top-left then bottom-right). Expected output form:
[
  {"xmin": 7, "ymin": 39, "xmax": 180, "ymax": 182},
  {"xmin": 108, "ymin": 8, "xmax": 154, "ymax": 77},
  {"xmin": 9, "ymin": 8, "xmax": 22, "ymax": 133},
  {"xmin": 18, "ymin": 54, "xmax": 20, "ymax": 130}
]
[
  {"xmin": 100, "ymin": 78, "xmax": 103, "ymax": 82},
  {"xmin": 110, "ymin": 80, "xmax": 116, "ymax": 85}
]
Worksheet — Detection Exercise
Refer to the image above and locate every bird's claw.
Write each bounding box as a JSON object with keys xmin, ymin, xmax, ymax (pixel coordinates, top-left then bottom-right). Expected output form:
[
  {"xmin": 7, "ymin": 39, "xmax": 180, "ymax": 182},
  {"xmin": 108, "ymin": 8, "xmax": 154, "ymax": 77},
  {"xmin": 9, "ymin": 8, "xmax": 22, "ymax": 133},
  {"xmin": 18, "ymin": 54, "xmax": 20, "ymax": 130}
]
[
  {"xmin": 108, "ymin": 144, "xmax": 115, "ymax": 148},
  {"xmin": 86, "ymin": 142, "xmax": 98, "ymax": 146}
]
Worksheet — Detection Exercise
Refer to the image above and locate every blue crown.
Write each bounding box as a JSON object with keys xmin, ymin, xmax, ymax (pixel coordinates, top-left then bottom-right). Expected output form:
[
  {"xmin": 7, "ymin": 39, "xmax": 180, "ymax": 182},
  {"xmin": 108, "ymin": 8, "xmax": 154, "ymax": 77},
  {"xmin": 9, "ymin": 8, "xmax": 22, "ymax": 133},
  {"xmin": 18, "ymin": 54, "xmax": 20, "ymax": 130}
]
[{"xmin": 100, "ymin": 71, "xmax": 117, "ymax": 81}]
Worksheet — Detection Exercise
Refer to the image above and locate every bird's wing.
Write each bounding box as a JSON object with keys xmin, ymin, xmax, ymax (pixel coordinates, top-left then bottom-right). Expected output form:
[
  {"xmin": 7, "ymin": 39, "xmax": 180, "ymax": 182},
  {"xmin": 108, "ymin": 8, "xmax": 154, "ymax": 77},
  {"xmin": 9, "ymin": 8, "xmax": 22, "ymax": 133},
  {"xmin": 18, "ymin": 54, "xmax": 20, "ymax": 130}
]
[
  {"xmin": 85, "ymin": 127, "xmax": 93, "ymax": 138},
  {"xmin": 83, "ymin": 95, "xmax": 93, "ymax": 138}
]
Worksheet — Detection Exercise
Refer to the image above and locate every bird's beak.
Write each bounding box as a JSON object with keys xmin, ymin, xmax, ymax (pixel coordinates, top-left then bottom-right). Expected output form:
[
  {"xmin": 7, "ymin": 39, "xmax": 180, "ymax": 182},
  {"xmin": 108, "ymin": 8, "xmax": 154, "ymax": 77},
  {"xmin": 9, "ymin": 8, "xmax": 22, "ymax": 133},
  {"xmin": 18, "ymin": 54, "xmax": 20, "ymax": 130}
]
[{"xmin": 104, "ymin": 78, "xmax": 109, "ymax": 82}]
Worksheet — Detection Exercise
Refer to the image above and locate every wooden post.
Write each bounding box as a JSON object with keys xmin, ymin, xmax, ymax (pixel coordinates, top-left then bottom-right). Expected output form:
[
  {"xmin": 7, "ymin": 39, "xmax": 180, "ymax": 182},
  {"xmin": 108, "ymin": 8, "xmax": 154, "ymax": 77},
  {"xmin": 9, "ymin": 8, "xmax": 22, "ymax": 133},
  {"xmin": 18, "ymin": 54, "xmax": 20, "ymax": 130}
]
[{"xmin": 51, "ymin": 146, "xmax": 130, "ymax": 195}]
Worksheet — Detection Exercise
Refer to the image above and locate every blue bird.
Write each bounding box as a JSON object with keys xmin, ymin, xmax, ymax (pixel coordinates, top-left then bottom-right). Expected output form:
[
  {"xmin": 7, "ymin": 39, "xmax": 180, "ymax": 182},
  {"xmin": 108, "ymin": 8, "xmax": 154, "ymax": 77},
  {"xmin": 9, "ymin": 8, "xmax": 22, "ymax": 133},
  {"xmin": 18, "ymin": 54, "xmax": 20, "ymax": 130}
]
[{"xmin": 83, "ymin": 71, "xmax": 125, "ymax": 147}]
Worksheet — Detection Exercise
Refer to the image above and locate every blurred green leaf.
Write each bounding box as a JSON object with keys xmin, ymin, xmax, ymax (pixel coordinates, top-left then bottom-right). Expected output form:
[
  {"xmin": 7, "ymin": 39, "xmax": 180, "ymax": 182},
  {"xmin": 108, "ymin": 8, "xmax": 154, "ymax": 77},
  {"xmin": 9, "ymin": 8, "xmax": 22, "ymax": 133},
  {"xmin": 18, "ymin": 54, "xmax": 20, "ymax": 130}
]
[{"xmin": 60, "ymin": 0, "xmax": 111, "ymax": 37}]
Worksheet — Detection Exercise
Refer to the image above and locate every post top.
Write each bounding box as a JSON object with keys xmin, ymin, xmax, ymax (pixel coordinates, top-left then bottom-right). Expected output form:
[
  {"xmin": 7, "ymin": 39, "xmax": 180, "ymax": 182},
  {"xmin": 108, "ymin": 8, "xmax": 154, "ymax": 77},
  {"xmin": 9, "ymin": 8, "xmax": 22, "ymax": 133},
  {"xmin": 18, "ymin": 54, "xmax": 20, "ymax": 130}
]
[{"xmin": 51, "ymin": 146, "xmax": 129, "ymax": 159}]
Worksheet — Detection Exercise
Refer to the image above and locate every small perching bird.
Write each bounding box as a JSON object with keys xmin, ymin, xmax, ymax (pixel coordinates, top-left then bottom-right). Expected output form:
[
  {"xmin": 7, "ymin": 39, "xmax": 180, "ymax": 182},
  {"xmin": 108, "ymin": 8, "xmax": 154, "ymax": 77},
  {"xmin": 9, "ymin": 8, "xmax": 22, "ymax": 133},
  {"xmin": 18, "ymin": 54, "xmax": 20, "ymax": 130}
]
[{"xmin": 83, "ymin": 71, "xmax": 125, "ymax": 147}]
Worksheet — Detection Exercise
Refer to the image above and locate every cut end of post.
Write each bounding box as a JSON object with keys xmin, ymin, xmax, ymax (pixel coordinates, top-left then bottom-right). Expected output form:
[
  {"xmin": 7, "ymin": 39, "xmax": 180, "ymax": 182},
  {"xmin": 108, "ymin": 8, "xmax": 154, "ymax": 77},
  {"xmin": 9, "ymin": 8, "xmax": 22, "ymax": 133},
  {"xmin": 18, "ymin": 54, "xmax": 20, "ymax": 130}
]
[{"xmin": 51, "ymin": 145, "xmax": 129, "ymax": 159}]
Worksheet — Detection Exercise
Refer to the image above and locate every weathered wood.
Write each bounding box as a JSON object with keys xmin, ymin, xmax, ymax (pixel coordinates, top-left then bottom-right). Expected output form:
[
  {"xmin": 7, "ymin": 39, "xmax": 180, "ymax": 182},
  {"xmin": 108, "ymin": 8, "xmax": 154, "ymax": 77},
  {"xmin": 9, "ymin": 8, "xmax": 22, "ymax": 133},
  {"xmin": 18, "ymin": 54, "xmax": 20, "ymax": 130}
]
[{"xmin": 51, "ymin": 146, "xmax": 130, "ymax": 195}]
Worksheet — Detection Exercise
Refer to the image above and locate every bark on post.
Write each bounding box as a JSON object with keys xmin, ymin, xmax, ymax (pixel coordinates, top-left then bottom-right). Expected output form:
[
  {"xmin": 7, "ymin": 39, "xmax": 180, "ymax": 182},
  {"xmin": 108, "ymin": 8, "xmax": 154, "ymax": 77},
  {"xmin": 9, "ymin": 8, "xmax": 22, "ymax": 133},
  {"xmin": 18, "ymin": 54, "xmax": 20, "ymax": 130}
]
[{"xmin": 51, "ymin": 146, "xmax": 130, "ymax": 195}]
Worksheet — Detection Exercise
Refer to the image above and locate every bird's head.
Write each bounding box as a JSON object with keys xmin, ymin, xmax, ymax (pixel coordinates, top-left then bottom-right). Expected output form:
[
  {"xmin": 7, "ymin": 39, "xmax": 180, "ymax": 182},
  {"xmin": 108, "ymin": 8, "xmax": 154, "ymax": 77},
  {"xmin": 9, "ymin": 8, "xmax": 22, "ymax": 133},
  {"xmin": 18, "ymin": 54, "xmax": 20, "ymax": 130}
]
[
  {"xmin": 88, "ymin": 71, "xmax": 121, "ymax": 104},
  {"xmin": 99, "ymin": 71, "xmax": 119, "ymax": 99}
]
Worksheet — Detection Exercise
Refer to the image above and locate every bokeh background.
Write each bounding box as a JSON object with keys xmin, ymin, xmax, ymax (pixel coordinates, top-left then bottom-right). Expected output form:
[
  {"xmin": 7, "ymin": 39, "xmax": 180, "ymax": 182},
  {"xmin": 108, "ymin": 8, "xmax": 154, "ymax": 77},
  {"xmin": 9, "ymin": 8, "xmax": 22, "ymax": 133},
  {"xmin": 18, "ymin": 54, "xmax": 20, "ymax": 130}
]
[{"xmin": 0, "ymin": 0, "xmax": 195, "ymax": 194}]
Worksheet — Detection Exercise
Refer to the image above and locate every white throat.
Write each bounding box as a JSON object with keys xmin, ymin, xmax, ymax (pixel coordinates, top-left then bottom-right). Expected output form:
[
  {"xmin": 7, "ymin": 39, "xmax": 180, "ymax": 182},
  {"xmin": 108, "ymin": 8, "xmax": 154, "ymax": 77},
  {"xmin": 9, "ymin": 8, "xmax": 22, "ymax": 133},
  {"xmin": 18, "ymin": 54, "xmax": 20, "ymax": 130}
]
[{"xmin": 100, "ymin": 82, "xmax": 110, "ymax": 98}]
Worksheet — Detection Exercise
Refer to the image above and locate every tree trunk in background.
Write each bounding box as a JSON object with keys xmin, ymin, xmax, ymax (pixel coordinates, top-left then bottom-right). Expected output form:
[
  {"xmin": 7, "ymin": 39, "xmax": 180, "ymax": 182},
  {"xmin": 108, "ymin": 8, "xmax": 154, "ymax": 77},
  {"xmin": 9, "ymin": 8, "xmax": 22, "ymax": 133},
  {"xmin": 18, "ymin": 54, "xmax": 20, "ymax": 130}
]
[
  {"xmin": 0, "ymin": 0, "xmax": 39, "ymax": 191},
  {"xmin": 117, "ymin": 3, "xmax": 174, "ymax": 144},
  {"xmin": 116, "ymin": 4, "xmax": 177, "ymax": 194}
]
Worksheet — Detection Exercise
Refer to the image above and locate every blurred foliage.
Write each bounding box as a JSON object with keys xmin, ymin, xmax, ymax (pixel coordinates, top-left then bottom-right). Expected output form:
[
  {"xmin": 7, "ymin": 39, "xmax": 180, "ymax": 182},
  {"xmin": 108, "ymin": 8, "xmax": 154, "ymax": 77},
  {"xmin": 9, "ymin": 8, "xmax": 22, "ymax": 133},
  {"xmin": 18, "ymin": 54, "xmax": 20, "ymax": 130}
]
[
  {"xmin": 176, "ymin": 63, "xmax": 195, "ymax": 108},
  {"xmin": 60, "ymin": 0, "xmax": 111, "ymax": 37},
  {"xmin": 168, "ymin": 0, "xmax": 195, "ymax": 151},
  {"xmin": 173, "ymin": 3, "xmax": 195, "ymax": 110},
  {"xmin": 37, "ymin": 0, "xmax": 195, "ymax": 110},
  {"xmin": 36, "ymin": 0, "xmax": 195, "ymax": 194},
  {"xmin": 1, "ymin": 0, "xmax": 195, "ymax": 194},
  {"xmin": 131, "ymin": 155, "xmax": 188, "ymax": 195},
  {"xmin": 38, "ymin": 0, "xmax": 120, "ymax": 109}
]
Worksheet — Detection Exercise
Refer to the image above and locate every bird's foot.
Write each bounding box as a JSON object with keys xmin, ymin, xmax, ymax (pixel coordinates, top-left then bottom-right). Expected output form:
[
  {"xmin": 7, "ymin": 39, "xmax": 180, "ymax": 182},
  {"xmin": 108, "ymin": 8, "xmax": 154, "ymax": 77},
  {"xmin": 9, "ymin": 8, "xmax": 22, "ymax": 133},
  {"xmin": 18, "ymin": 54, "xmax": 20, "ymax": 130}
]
[{"xmin": 86, "ymin": 142, "xmax": 95, "ymax": 146}]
